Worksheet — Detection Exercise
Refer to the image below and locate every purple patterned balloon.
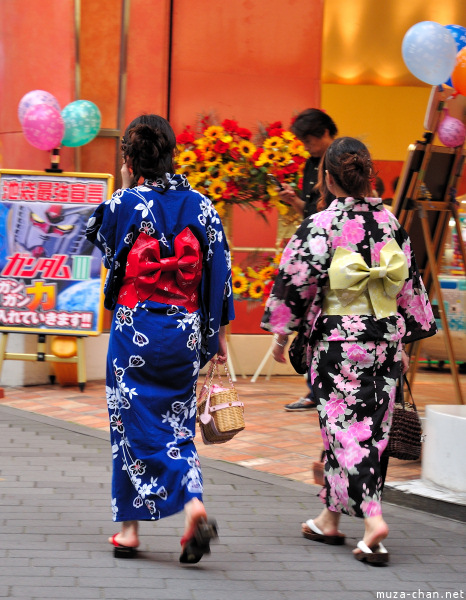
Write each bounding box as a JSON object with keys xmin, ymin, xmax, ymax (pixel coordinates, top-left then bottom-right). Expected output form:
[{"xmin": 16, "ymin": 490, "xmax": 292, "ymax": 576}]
[
  {"xmin": 22, "ymin": 104, "xmax": 65, "ymax": 151},
  {"xmin": 438, "ymin": 110, "xmax": 466, "ymax": 148},
  {"xmin": 18, "ymin": 90, "xmax": 60, "ymax": 125}
]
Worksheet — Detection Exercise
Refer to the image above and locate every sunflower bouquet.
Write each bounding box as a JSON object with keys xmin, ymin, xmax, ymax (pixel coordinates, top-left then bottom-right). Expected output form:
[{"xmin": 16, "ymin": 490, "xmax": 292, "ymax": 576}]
[
  {"xmin": 175, "ymin": 116, "xmax": 266, "ymax": 217},
  {"xmin": 174, "ymin": 115, "xmax": 309, "ymax": 218},
  {"xmin": 231, "ymin": 250, "xmax": 282, "ymax": 304}
]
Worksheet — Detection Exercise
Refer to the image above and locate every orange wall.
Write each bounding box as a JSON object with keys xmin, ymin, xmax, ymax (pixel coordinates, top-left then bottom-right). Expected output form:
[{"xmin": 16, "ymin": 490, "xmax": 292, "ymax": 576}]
[
  {"xmin": 0, "ymin": 0, "xmax": 75, "ymax": 170},
  {"xmin": 169, "ymin": 0, "xmax": 323, "ymax": 133},
  {"xmin": 0, "ymin": 0, "xmax": 324, "ymax": 334}
]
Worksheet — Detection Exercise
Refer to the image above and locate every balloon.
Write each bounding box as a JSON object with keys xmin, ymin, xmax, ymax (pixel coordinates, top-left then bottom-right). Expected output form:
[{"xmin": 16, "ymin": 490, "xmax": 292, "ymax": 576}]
[
  {"xmin": 61, "ymin": 100, "xmax": 101, "ymax": 147},
  {"xmin": 18, "ymin": 90, "xmax": 60, "ymax": 125},
  {"xmin": 451, "ymin": 47, "xmax": 466, "ymax": 96},
  {"xmin": 22, "ymin": 104, "xmax": 65, "ymax": 151},
  {"xmin": 444, "ymin": 25, "xmax": 466, "ymax": 86},
  {"xmin": 437, "ymin": 109, "xmax": 466, "ymax": 147},
  {"xmin": 402, "ymin": 21, "xmax": 457, "ymax": 85}
]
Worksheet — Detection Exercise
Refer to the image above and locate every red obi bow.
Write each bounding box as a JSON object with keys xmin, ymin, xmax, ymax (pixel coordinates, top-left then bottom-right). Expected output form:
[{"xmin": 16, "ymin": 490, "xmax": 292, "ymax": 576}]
[{"xmin": 117, "ymin": 227, "xmax": 202, "ymax": 312}]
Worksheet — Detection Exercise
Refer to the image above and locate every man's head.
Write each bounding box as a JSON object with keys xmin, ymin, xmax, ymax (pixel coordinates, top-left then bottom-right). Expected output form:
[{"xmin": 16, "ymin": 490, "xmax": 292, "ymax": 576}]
[{"xmin": 291, "ymin": 108, "xmax": 338, "ymax": 158}]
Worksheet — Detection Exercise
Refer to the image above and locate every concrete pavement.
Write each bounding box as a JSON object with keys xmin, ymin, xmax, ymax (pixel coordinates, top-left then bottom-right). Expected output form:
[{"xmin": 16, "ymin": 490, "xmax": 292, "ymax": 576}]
[{"xmin": 1, "ymin": 404, "xmax": 465, "ymax": 600}]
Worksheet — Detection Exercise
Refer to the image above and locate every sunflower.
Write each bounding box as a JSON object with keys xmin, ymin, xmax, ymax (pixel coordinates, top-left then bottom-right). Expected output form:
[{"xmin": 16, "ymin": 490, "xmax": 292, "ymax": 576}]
[
  {"xmin": 249, "ymin": 280, "xmax": 265, "ymax": 299},
  {"xmin": 223, "ymin": 161, "xmax": 240, "ymax": 177},
  {"xmin": 259, "ymin": 265, "xmax": 276, "ymax": 280},
  {"xmin": 232, "ymin": 274, "xmax": 249, "ymax": 295},
  {"xmin": 263, "ymin": 136, "xmax": 284, "ymax": 150},
  {"xmin": 204, "ymin": 125, "xmax": 224, "ymax": 140},
  {"xmin": 255, "ymin": 150, "xmax": 277, "ymax": 167},
  {"xmin": 282, "ymin": 131, "xmax": 295, "ymax": 142},
  {"xmin": 204, "ymin": 151, "xmax": 221, "ymax": 167},
  {"xmin": 177, "ymin": 150, "xmax": 197, "ymax": 167},
  {"xmin": 209, "ymin": 179, "xmax": 227, "ymax": 199},
  {"xmin": 238, "ymin": 140, "xmax": 257, "ymax": 158},
  {"xmin": 215, "ymin": 201, "xmax": 226, "ymax": 217}
]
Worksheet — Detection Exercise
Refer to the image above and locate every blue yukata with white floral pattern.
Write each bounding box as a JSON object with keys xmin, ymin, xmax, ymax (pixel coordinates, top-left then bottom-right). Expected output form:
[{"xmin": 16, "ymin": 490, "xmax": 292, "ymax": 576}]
[{"xmin": 86, "ymin": 174, "xmax": 234, "ymax": 522}]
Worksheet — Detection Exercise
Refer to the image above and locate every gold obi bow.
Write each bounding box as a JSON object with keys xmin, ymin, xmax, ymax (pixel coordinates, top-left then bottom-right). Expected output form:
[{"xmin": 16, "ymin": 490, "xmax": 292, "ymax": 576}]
[{"xmin": 327, "ymin": 239, "xmax": 409, "ymax": 319}]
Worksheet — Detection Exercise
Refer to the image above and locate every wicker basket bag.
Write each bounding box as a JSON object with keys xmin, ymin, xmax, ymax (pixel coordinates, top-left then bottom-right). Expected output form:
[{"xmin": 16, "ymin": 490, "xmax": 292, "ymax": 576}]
[{"xmin": 197, "ymin": 361, "xmax": 245, "ymax": 445}]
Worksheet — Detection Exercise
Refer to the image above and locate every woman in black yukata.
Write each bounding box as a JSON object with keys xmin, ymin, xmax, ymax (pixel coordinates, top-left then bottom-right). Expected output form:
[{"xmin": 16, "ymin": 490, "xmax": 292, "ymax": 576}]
[{"xmin": 262, "ymin": 137, "xmax": 436, "ymax": 564}]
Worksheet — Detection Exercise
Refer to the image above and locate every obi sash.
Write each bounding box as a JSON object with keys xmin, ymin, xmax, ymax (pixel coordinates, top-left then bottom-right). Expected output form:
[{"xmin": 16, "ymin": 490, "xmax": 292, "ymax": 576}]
[
  {"xmin": 117, "ymin": 227, "xmax": 203, "ymax": 312},
  {"xmin": 323, "ymin": 239, "xmax": 409, "ymax": 319}
]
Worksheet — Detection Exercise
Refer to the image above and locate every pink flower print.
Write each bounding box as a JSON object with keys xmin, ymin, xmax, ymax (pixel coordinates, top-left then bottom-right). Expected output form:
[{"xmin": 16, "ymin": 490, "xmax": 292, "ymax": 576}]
[
  {"xmin": 347, "ymin": 417, "xmax": 373, "ymax": 442},
  {"xmin": 269, "ymin": 302, "xmax": 292, "ymax": 333},
  {"xmin": 397, "ymin": 279, "xmax": 413, "ymax": 309},
  {"xmin": 342, "ymin": 218, "xmax": 365, "ymax": 245},
  {"xmin": 300, "ymin": 281, "xmax": 317, "ymax": 300},
  {"xmin": 290, "ymin": 262, "xmax": 310, "ymax": 286},
  {"xmin": 320, "ymin": 427, "xmax": 331, "ymax": 450},
  {"xmin": 345, "ymin": 343, "xmax": 367, "ymax": 363},
  {"xmin": 331, "ymin": 234, "xmax": 348, "ymax": 250},
  {"xmin": 375, "ymin": 438, "xmax": 388, "ymax": 459},
  {"xmin": 373, "ymin": 209, "xmax": 391, "ymax": 224},
  {"xmin": 341, "ymin": 315, "xmax": 366, "ymax": 333},
  {"xmin": 327, "ymin": 471, "xmax": 350, "ymax": 510},
  {"xmin": 345, "ymin": 394, "xmax": 357, "ymax": 406},
  {"xmin": 333, "ymin": 374, "xmax": 346, "ymax": 392},
  {"xmin": 281, "ymin": 244, "xmax": 294, "ymax": 264},
  {"xmin": 409, "ymin": 294, "xmax": 434, "ymax": 330},
  {"xmin": 334, "ymin": 440, "xmax": 370, "ymax": 469},
  {"xmin": 326, "ymin": 394, "xmax": 347, "ymax": 419},
  {"xmin": 313, "ymin": 210, "xmax": 336, "ymax": 229},
  {"xmin": 309, "ymin": 235, "xmax": 328, "ymax": 257},
  {"xmin": 310, "ymin": 365, "xmax": 317, "ymax": 384},
  {"xmin": 335, "ymin": 428, "xmax": 356, "ymax": 448},
  {"xmin": 327, "ymin": 328, "xmax": 344, "ymax": 341},
  {"xmin": 402, "ymin": 240, "xmax": 412, "ymax": 268},
  {"xmin": 360, "ymin": 498, "xmax": 382, "ymax": 517},
  {"xmin": 371, "ymin": 241, "xmax": 386, "ymax": 264}
]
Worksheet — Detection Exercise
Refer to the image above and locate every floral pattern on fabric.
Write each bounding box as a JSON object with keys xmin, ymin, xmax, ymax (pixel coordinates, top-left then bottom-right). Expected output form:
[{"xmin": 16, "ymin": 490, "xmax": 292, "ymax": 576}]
[
  {"xmin": 262, "ymin": 196, "xmax": 436, "ymax": 518},
  {"xmin": 86, "ymin": 174, "xmax": 235, "ymax": 522}
]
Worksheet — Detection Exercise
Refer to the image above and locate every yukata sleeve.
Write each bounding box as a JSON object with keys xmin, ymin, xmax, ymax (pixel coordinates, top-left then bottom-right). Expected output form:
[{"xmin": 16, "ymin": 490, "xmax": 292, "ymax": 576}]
[
  {"xmin": 198, "ymin": 200, "xmax": 235, "ymax": 367},
  {"xmin": 85, "ymin": 188, "xmax": 129, "ymax": 309},
  {"xmin": 396, "ymin": 231, "xmax": 437, "ymax": 344},
  {"xmin": 261, "ymin": 218, "xmax": 330, "ymax": 335}
]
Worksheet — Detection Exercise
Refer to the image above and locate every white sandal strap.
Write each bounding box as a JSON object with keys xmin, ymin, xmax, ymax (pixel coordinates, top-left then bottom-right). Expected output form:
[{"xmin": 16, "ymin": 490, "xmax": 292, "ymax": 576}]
[
  {"xmin": 357, "ymin": 540, "xmax": 388, "ymax": 554},
  {"xmin": 305, "ymin": 519, "xmax": 324, "ymax": 536}
]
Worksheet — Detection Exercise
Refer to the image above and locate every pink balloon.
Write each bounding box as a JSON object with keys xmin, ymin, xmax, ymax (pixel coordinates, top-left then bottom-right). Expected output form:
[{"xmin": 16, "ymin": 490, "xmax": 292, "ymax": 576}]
[
  {"xmin": 437, "ymin": 109, "xmax": 466, "ymax": 148},
  {"xmin": 22, "ymin": 104, "xmax": 65, "ymax": 151},
  {"xmin": 18, "ymin": 90, "xmax": 60, "ymax": 125}
]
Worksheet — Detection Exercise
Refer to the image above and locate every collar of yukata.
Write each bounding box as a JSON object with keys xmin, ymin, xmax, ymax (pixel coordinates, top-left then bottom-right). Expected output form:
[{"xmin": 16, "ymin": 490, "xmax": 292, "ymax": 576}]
[
  {"xmin": 329, "ymin": 196, "xmax": 386, "ymax": 212},
  {"xmin": 144, "ymin": 173, "xmax": 192, "ymax": 191}
]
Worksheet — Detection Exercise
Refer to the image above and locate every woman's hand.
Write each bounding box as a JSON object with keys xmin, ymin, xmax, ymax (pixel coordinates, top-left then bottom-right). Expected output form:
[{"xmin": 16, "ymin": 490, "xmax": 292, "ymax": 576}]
[
  {"xmin": 216, "ymin": 326, "xmax": 228, "ymax": 364},
  {"xmin": 272, "ymin": 335, "xmax": 288, "ymax": 363},
  {"xmin": 121, "ymin": 162, "xmax": 132, "ymax": 189}
]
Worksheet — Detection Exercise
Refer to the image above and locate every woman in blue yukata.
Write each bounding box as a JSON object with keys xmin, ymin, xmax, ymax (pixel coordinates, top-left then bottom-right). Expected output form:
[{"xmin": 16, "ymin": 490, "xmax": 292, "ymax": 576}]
[
  {"xmin": 262, "ymin": 137, "xmax": 436, "ymax": 564},
  {"xmin": 86, "ymin": 114, "xmax": 234, "ymax": 564}
]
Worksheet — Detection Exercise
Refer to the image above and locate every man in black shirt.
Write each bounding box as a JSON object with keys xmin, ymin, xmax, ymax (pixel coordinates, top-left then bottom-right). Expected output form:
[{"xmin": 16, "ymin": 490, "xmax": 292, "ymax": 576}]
[
  {"xmin": 279, "ymin": 108, "xmax": 338, "ymax": 218},
  {"xmin": 278, "ymin": 108, "xmax": 338, "ymax": 411}
]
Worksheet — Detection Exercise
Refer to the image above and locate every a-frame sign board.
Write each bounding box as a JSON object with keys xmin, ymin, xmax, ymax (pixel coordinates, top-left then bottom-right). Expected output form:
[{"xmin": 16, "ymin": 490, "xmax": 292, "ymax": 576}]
[{"xmin": 392, "ymin": 87, "xmax": 466, "ymax": 405}]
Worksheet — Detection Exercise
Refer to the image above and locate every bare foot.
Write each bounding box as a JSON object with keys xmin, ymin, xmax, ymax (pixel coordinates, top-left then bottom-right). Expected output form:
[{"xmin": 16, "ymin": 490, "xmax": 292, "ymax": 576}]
[
  {"xmin": 353, "ymin": 516, "xmax": 389, "ymax": 557},
  {"xmin": 303, "ymin": 507, "xmax": 345, "ymax": 537},
  {"xmin": 109, "ymin": 520, "xmax": 139, "ymax": 548},
  {"xmin": 181, "ymin": 498, "xmax": 207, "ymax": 546}
]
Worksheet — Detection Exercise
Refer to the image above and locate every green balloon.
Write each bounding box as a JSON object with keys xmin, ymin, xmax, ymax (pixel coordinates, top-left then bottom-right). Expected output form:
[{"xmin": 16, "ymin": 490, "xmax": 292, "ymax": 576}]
[{"xmin": 61, "ymin": 100, "xmax": 101, "ymax": 147}]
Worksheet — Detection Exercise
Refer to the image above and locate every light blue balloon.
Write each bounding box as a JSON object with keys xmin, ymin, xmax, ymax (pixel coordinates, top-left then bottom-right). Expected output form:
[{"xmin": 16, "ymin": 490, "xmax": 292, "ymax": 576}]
[
  {"xmin": 61, "ymin": 100, "xmax": 101, "ymax": 147},
  {"xmin": 445, "ymin": 25, "xmax": 466, "ymax": 87},
  {"xmin": 402, "ymin": 21, "xmax": 457, "ymax": 85}
]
